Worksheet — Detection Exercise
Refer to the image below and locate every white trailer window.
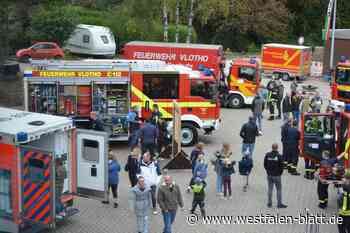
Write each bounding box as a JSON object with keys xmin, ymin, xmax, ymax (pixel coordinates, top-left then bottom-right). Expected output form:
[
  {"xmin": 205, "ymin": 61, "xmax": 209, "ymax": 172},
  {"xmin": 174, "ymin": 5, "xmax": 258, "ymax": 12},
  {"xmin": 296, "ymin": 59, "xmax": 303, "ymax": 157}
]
[
  {"xmin": 100, "ymin": 35, "xmax": 109, "ymax": 44},
  {"xmin": 0, "ymin": 169, "xmax": 12, "ymax": 217},
  {"xmin": 83, "ymin": 35, "xmax": 90, "ymax": 43},
  {"xmin": 82, "ymin": 139, "xmax": 99, "ymax": 162}
]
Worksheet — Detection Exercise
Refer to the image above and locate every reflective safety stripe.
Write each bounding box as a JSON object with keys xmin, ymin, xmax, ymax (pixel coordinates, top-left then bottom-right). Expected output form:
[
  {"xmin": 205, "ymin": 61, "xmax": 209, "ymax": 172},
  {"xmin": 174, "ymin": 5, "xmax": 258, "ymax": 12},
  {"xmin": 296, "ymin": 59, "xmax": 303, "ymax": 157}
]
[
  {"xmin": 131, "ymin": 85, "xmax": 217, "ymax": 119},
  {"xmin": 343, "ymin": 193, "xmax": 348, "ymax": 212},
  {"xmin": 131, "ymin": 85, "xmax": 172, "ymax": 118},
  {"xmin": 319, "ymin": 199, "xmax": 328, "ymax": 203},
  {"xmin": 283, "ymin": 50, "xmax": 301, "ymax": 67},
  {"xmin": 343, "ymin": 139, "xmax": 350, "ymax": 160},
  {"xmin": 340, "ymin": 192, "xmax": 350, "ymax": 216}
]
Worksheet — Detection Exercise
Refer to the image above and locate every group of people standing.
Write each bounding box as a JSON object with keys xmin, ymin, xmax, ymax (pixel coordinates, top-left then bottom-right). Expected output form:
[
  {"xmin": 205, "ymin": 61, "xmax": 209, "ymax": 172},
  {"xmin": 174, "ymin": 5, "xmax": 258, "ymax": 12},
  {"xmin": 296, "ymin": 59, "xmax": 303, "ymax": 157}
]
[{"xmin": 127, "ymin": 104, "xmax": 170, "ymax": 158}]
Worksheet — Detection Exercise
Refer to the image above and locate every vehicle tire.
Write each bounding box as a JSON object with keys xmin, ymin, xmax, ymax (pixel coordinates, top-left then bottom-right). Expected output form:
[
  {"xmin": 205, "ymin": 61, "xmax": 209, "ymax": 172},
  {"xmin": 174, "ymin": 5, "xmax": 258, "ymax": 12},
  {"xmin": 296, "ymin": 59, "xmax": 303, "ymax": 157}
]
[
  {"xmin": 181, "ymin": 123, "xmax": 198, "ymax": 147},
  {"xmin": 282, "ymin": 73, "xmax": 290, "ymax": 81},
  {"xmin": 228, "ymin": 94, "xmax": 244, "ymax": 108},
  {"xmin": 20, "ymin": 55, "xmax": 31, "ymax": 63}
]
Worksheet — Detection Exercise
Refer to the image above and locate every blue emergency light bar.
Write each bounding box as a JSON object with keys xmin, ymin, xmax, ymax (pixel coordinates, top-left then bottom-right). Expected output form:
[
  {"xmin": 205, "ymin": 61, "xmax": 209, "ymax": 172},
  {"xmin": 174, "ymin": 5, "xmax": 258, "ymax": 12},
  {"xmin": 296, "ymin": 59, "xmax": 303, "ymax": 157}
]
[{"xmin": 16, "ymin": 132, "xmax": 28, "ymax": 143}]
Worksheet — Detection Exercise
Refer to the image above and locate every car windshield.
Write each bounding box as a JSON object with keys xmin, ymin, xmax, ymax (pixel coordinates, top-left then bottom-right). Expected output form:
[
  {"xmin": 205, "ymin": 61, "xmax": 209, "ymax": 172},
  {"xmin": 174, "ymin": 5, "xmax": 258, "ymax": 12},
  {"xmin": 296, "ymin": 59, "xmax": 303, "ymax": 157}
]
[
  {"xmin": 336, "ymin": 67, "xmax": 350, "ymax": 85},
  {"xmin": 191, "ymin": 80, "xmax": 218, "ymax": 100}
]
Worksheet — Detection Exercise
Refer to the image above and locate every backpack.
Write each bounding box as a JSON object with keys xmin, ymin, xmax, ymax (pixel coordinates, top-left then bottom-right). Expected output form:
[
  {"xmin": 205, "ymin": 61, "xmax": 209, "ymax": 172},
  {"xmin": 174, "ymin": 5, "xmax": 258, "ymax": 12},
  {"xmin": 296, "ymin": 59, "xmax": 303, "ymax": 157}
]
[{"xmin": 239, "ymin": 156, "xmax": 253, "ymax": 176}]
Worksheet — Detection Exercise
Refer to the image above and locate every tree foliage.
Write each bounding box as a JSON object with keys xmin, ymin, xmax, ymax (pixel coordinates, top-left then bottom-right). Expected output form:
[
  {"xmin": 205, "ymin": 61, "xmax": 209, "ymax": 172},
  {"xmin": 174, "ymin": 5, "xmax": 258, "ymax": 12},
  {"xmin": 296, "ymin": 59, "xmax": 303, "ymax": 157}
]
[
  {"xmin": 31, "ymin": 5, "xmax": 79, "ymax": 46},
  {"xmin": 4, "ymin": 0, "xmax": 350, "ymax": 57}
]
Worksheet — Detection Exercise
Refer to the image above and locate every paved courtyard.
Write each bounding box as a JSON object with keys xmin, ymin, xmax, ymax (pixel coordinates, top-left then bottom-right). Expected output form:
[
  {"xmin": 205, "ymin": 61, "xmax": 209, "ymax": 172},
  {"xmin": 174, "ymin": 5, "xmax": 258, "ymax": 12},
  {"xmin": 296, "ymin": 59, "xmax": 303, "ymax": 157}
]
[{"xmin": 54, "ymin": 77, "xmax": 338, "ymax": 233}]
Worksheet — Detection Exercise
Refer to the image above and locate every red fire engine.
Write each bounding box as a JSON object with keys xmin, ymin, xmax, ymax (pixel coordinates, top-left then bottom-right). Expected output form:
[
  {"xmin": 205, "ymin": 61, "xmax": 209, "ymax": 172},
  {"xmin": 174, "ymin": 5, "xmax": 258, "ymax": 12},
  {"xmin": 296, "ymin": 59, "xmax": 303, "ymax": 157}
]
[
  {"xmin": 24, "ymin": 60, "xmax": 220, "ymax": 146},
  {"xmin": 332, "ymin": 59, "xmax": 350, "ymax": 103},
  {"xmin": 222, "ymin": 58, "xmax": 261, "ymax": 108},
  {"xmin": 121, "ymin": 41, "xmax": 225, "ymax": 78}
]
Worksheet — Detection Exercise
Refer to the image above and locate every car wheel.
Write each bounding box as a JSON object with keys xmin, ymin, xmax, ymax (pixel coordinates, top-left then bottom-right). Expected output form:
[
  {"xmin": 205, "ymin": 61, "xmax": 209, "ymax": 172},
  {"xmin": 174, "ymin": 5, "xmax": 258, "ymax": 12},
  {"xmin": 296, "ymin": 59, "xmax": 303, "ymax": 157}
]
[
  {"xmin": 181, "ymin": 123, "xmax": 198, "ymax": 147},
  {"xmin": 228, "ymin": 94, "xmax": 244, "ymax": 108}
]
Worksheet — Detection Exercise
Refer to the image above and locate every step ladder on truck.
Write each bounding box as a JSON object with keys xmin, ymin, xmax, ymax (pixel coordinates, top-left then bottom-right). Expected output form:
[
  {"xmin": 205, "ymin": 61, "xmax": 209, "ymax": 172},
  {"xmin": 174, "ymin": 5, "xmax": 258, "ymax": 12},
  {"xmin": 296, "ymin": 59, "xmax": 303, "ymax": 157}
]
[
  {"xmin": 23, "ymin": 59, "xmax": 221, "ymax": 146},
  {"xmin": 0, "ymin": 107, "xmax": 109, "ymax": 233}
]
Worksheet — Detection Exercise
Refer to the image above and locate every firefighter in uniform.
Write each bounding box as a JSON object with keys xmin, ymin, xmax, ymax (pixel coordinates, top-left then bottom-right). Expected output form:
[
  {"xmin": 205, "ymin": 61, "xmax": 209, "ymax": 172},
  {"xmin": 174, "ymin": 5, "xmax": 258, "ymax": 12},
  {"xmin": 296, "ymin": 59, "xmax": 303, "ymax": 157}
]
[
  {"xmin": 285, "ymin": 120, "xmax": 301, "ymax": 175},
  {"xmin": 317, "ymin": 151, "xmax": 345, "ymax": 209},
  {"xmin": 267, "ymin": 77, "xmax": 279, "ymax": 120},
  {"xmin": 281, "ymin": 118, "xmax": 292, "ymax": 169},
  {"xmin": 338, "ymin": 172, "xmax": 350, "ymax": 233}
]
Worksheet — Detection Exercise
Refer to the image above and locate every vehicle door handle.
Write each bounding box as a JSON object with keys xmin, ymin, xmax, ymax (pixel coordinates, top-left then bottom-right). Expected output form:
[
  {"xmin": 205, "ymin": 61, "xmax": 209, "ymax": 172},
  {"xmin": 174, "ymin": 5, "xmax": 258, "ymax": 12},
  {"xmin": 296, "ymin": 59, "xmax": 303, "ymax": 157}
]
[
  {"xmin": 187, "ymin": 107, "xmax": 192, "ymax": 112},
  {"xmin": 91, "ymin": 165, "xmax": 97, "ymax": 177}
]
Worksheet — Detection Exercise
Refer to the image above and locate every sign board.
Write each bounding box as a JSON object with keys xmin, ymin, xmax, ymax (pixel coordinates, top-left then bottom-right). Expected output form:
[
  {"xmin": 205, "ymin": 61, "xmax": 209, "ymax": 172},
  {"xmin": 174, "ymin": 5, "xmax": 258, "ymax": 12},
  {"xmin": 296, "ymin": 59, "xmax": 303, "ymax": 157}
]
[
  {"xmin": 172, "ymin": 101, "xmax": 181, "ymax": 157},
  {"xmin": 31, "ymin": 70, "xmax": 127, "ymax": 78}
]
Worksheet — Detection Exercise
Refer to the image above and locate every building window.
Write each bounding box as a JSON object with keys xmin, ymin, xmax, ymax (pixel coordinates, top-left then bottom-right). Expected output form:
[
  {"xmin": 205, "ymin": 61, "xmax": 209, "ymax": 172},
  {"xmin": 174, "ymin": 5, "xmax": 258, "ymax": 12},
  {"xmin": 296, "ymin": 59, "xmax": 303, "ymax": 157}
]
[
  {"xmin": 83, "ymin": 35, "xmax": 90, "ymax": 43},
  {"xmin": 100, "ymin": 35, "xmax": 109, "ymax": 44},
  {"xmin": 83, "ymin": 139, "xmax": 99, "ymax": 162},
  {"xmin": 0, "ymin": 169, "xmax": 12, "ymax": 218},
  {"xmin": 143, "ymin": 74, "xmax": 179, "ymax": 99}
]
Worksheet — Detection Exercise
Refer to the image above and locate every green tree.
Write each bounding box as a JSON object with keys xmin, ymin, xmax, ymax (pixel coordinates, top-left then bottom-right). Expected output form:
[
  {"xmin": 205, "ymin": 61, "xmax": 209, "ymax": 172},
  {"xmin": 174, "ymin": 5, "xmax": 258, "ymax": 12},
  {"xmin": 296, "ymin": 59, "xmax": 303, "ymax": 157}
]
[{"xmin": 31, "ymin": 5, "xmax": 79, "ymax": 46}]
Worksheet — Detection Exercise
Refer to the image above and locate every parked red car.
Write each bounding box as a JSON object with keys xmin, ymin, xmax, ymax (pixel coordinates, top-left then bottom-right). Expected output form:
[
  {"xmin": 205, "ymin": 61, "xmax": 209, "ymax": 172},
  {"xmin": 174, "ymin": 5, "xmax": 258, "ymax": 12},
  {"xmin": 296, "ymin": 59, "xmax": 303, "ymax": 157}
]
[{"xmin": 16, "ymin": 42, "xmax": 64, "ymax": 62}]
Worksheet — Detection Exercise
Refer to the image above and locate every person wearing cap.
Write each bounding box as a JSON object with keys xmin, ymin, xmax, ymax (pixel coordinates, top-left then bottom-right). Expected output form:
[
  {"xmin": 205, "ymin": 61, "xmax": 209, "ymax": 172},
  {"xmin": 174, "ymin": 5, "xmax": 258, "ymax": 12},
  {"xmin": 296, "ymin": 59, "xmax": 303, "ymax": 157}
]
[
  {"xmin": 189, "ymin": 177, "xmax": 207, "ymax": 217},
  {"xmin": 240, "ymin": 116, "xmax": 259, "ymax": 159},
  {"xmin": 264, "ymin": 143, "xmax": 287, "ymax": 208},
  {"xmin": 338, "ymin": 171, "xmax": 350, "ymax": 233}
]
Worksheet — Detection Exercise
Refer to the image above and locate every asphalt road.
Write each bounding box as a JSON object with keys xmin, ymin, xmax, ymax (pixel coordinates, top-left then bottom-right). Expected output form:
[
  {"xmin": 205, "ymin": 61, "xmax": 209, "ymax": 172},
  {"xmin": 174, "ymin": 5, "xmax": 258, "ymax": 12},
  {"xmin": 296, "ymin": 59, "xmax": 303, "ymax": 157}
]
[{"xmin": 52, "ymin": 77, "xmax": 336, "ymax": 233}]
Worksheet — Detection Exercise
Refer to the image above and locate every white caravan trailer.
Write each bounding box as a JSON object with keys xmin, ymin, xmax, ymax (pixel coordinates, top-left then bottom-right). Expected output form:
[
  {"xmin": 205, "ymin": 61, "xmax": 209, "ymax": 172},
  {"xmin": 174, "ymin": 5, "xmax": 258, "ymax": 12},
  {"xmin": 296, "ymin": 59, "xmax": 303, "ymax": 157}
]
[{"xmin": 66, "ymin": 24, "xmax": 116, "ymax": 57}]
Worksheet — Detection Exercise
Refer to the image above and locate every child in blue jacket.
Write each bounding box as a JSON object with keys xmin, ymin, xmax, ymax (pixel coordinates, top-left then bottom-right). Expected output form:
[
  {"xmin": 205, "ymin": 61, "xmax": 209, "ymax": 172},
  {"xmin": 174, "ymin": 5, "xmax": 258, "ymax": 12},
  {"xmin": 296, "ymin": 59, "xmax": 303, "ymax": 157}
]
[{"xmin": 102, "ymin": 150, "xmax": 121, "ymax": 208}]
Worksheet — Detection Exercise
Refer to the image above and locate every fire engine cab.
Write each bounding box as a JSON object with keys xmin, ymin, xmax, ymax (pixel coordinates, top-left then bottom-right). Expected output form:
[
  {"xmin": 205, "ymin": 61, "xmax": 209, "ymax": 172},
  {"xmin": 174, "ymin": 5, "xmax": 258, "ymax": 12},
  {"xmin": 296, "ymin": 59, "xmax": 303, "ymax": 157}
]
[
  {"xmin": 332, "ymin": 58, "xmax": 350, "ymax": 104},
  {"xmin": 0, "ymin": 107, "xmax": 108, "ymax": 233},
  {"xmin": 221, "ymin": 58, "xmax": 260, "ymax": 108},
  {"xmin": 300, "ymin": 111, "xmax": 350, "ymax": 182},
  {"xmin": 23, "ymin": 60, "xmax": 220, "ymax": 146}
]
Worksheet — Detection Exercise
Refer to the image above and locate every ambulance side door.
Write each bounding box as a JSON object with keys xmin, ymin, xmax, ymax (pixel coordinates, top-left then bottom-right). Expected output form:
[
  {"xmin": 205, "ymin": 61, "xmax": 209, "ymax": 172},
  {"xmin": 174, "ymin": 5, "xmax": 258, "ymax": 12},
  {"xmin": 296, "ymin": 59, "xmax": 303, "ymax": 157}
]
[
  {"xmin": 19, "ymin": 146, "xmax": 54, "ymax": 226},
  {"xmin": 76, "ymin": 129, "xmax": 108, "ymax": 200},
  {"xmin": 301, "ymin": 113, "xmax": 335, "ymax": 161}
]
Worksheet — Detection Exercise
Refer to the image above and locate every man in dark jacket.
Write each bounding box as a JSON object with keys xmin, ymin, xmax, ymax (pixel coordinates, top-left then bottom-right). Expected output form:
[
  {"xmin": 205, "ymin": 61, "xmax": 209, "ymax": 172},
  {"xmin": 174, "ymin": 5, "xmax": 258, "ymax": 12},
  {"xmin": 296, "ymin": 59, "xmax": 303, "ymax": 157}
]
[
  {"xmin": 281, "ymin": 119, "xmax": 292, "ymax": 169},
  {"xmin": 284, "ymin": 120, "xmax": 301, "ymax": 175},
  {"xmin": 282, "ymin": 92, "xmax": 292, "ymax": 120},
  {"xmin": 240, "ymin": 116, "xmax": 259, "ymax": 159},
  {"xmin": 267, "ymin": 78, "xmax": 279, "ymax": 120},
  {"xmin": 139, "ymin": 118, "xmax": 159, "ymax": 158},
  {"xmin": 251, "ymin": 94, "xmax": 265, "ymax": 134},
  {"xmin": 264, "ymin": 143, "xmax": 287, "ymax": 208},
  {"xmin": 157, "ymin": 175, "xmax": 184, "ymax": 233}
]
